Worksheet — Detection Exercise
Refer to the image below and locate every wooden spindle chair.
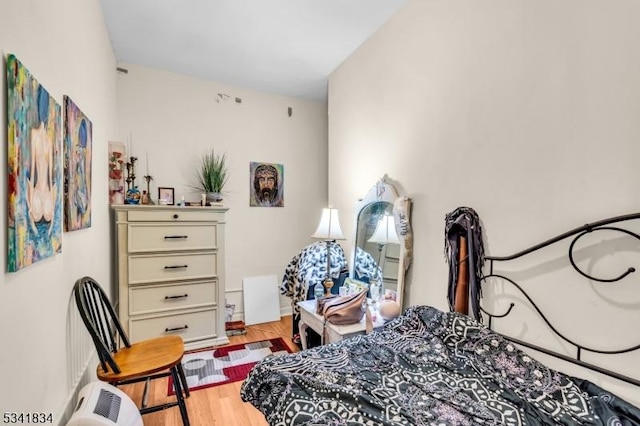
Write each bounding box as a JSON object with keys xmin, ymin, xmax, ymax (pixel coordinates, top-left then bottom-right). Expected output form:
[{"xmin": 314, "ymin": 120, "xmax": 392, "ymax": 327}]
[{"xmin": 73, "ymin": 276, "xmax": 191, "ymax": 425}]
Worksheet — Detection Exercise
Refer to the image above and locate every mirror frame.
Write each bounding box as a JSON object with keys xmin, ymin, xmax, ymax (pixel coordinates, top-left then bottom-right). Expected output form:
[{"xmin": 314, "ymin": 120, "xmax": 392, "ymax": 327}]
[{"xmin": 349, "ymin": 176, "xmax": 412, "ymax": 309}]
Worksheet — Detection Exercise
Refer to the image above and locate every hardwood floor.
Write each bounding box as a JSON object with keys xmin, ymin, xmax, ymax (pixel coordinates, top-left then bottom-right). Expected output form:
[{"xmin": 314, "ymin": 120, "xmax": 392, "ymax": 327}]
[{"xmin": 120, "ymin": 315, "xmax": 298, "ymax": 426}]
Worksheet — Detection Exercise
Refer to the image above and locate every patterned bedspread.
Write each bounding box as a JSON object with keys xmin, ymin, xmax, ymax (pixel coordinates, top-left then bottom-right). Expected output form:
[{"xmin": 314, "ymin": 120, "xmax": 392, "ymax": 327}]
[{"xmin": 240, "ymin": 306, "xmax": 640, "ymax": 425}]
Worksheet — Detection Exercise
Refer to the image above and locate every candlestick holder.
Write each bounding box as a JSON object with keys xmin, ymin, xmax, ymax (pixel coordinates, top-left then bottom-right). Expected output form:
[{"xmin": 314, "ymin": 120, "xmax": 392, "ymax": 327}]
[
  {"xmin": 126, "ymin": 156, "xmax": 138, "ymax": 189},
  {"xmin": 142, "ymin": 175, "xmax": 155, "ymax": 205},
  {"xmin": 125, "ymin": 162, "xmax": 132, "ymax": 191}
]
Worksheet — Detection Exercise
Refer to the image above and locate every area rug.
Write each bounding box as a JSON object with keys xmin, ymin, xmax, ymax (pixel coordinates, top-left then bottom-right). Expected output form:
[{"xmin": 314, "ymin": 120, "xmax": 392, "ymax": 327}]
[{"xmin": 168, "ymin": 337, "xmax": 291, "ymax": 395}]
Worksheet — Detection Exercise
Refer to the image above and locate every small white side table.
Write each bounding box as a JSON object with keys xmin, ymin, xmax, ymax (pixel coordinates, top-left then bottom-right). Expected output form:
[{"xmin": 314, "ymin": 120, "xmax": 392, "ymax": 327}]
[{"xmin": 297, "ymin": 299, "xmax": 384, "ymax": 350}]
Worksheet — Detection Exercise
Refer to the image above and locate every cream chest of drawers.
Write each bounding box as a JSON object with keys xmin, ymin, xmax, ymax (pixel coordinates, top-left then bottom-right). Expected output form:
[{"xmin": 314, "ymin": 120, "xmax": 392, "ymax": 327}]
[{"xmin": 112, "ymin": 205, "xmax": 229, "ymax": 349}]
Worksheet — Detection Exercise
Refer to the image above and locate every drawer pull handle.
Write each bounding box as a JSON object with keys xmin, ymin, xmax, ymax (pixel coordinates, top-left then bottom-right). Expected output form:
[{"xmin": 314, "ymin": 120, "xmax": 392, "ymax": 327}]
[
  {"xmin": 173, "ymin": 214, "xmax": 179, "ymax": 219},
  {"xmin": 165, "ymin": 325, "xmax": 189, "ymax": 332},
  {"xmin": 164, "ymin": 265, "xmax": 188, "ymax": 270},
  {"xmin": 164, "ymin": 235, "xmax": 188, "ymax": 240},
  {"xmin": 165, "ymin": 294, "xmax": 189, "ymax": 300}
]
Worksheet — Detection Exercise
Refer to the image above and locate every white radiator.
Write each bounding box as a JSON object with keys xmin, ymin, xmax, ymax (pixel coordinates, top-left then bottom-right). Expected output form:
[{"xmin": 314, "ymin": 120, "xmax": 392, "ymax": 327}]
[
  {"xmin": 60, "ymin": 296, "xmax": 101, "ymax": 424},
  {"xmin": 67, "ymin": 301, "xmax": 95, "ymax": 389},
  {"xmin": 66, "ymin": 382, "xmax": 142, "ymax": 426}
]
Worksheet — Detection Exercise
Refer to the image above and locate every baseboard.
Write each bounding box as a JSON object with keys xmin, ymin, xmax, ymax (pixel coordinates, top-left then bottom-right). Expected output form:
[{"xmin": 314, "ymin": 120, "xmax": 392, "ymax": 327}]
[
  {"xmin": 230, "ymin": 305, "xmax": 292, "ymax": 323},
  {"xmin": 280, "ymin": 305, "xmax": 292, "ymax": 317}
]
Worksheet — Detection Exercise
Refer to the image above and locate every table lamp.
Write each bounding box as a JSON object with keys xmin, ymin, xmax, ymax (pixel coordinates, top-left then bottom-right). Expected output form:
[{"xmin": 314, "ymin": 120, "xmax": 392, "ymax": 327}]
[
  {"xmin": 368, "ymin": 214, "xmax": 400, "ymax": 259},
  {"xmin": 312, "ymin": 207, "xmax": 346, "ymax": 296}
]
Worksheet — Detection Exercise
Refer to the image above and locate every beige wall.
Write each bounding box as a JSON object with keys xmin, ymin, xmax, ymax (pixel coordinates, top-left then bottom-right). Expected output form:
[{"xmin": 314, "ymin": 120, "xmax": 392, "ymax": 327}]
[
  {"xmin": 3, "ymin": 0, "xmax": 640, "ymax": 417},
  {"xmin": 0, "ymin": 2, "xmax": 327, "ymax": 419},
  {"xmin": 115, "ymin": 63, "xmax": 328, "ymax": 319},
  {"xmin": 329, "ymin": 0, "xmax": 640, "ymax": 405},
  {"xmin": 0, "ymin": 0, "xmax": 118, "ymax": 420}
]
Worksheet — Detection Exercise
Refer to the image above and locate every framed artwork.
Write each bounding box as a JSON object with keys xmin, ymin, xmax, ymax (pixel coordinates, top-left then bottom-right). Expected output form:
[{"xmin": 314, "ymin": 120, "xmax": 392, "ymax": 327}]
[
  {"xmin": 6, "ymin": 54, "xmax": 63, "ymax": 272},
  {"xmin": 250, "ymin": 162, "xmax": 284, "ymax": 207},
  {"xmin": 158, "ymin": 187, "xmax": 175, "ymax": 205},
  {"xmin": 108, "ymin": 142, "xmax": 126, "ymax": 204},
  {"xmin": 63, "ymin": 96, "xmax": 92, "ymax": 231}
]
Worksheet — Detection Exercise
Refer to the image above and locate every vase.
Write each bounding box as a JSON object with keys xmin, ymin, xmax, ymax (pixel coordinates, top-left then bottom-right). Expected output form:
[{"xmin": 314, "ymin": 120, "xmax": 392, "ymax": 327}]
[
  {"xmin": 206, "ymin": 192, "xmax": 222, "ymax": 203},
  {"xmin": 125, "ymin": 187, "xmax": 141, "ymax": 205}
]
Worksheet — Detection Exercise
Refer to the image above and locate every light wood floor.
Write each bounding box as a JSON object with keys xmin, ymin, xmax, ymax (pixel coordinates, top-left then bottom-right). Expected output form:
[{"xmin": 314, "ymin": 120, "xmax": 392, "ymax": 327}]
[{"xmin": 119, "ymin": 315, "xmax": 298, "ymax": 426}]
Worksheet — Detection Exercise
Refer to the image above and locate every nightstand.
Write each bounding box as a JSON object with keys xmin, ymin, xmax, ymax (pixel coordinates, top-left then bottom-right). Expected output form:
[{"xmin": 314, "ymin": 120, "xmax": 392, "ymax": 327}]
[{"xmin": 297, "ymin": 299, "xmax": 384, "ymax": 350}]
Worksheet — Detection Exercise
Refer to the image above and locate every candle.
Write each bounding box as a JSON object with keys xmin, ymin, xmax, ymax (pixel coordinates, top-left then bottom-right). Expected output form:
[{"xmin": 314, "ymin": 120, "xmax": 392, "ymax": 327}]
[{"xmin": 145, "ymin": 150, "xmax": 149, "ymax": 175}]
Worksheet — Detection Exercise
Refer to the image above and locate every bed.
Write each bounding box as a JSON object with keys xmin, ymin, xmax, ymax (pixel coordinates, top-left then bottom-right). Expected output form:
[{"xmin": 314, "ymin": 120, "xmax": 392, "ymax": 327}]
[{"xmin": 240, "ymin": 212, "xmax": 640, "ymax": 425}]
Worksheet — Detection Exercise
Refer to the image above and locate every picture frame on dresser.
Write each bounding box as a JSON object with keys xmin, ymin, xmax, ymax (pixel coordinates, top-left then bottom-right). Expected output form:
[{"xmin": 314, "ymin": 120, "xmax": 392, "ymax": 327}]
[{"xmin": 158, "ymin": 187, "xmax": 175, "ymax": 205}]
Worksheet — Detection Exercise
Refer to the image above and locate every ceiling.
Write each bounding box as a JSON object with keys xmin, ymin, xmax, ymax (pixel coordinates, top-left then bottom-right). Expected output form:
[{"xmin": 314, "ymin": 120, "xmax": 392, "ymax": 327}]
[{"xmin": 99, "ymin": 0, "xmax": 409, "ymax": 101}]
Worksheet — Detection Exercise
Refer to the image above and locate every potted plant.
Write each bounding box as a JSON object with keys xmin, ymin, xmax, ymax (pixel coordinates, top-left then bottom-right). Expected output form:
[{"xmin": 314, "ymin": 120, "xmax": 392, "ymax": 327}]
[{"xmin": 193, "ymin": 149, "xmax": 228, "ymax": 203}]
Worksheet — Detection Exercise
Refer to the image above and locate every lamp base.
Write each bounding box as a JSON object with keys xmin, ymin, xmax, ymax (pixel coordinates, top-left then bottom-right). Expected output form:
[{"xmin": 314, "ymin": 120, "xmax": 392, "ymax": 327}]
[{"xmin": 323, "ymin": 278, "xmax": 334, "ymax": 297}]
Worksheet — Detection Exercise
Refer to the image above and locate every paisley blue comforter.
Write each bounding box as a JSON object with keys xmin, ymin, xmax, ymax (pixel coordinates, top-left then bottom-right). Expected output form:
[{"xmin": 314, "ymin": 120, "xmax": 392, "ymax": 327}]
[{"xmin": 241, "ymin": 306, "xmax": 640, "ymax": 425}]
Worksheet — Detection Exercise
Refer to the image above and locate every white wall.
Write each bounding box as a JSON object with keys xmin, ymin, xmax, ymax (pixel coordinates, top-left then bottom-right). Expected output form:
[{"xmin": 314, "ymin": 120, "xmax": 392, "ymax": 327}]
[
  {"xmin": 329, "ymin": 0, "xmax": 640, "ymax": 405},
  {"xmin": 115, "ymin": 63, "xmax": 328, "ymax": 318},
  {"xmin": 0, "ymin": 3, "xmax": 327, "ymax": 419},
  {"xmin": 0, "ymin": 0, "xmax": 118, "ymax": 421}
]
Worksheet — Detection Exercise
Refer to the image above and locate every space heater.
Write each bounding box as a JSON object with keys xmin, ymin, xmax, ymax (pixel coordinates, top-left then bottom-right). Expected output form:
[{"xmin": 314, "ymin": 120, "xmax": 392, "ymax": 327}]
[{"xmin": 66, "ymin": 382, "xmax": 142, "ymax": 426}]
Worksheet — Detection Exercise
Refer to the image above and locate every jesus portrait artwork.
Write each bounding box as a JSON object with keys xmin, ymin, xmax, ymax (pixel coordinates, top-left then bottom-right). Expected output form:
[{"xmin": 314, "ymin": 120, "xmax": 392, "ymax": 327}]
[{"xmin": 250, "ymin": 162, "xmax": 284, "ymax": 207}]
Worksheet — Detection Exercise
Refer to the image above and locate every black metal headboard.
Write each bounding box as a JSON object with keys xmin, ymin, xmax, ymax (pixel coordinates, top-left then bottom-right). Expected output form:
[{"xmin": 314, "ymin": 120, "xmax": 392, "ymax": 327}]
[{"xmin": 481, "ymin": 212, "xmax": 640, "ymax": 388}]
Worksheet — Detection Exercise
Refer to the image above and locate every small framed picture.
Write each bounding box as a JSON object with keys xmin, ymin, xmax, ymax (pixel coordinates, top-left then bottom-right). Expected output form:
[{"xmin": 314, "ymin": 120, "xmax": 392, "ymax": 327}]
[{"xmin": 158, "ymin": 187, "xmax": 175, "ymax": 205}]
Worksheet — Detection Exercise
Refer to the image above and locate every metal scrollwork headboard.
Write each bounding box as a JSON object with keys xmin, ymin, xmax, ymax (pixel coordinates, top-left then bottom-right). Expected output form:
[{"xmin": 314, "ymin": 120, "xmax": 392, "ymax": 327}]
[{"xmin": 481, "ymin": 212, "xmax": 640, "ymax": 387}]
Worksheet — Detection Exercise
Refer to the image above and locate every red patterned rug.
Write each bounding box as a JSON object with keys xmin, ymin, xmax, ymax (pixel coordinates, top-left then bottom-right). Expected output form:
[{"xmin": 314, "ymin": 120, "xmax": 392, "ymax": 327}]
[{"xmin": 168, "ymin": 337, "xmax": 291, "ymax": 395}]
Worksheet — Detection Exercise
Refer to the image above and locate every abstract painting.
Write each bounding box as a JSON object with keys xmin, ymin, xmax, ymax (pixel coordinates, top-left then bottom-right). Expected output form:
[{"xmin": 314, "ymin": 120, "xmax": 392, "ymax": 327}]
[
  {"xmin": 7, "ymin": 54, "xmax": 63, "ymax": 272},
  {"xmin": 250, "ymin": 162, "xmax": 284, "ymax": 207},
  {"xmin": 63, "ymin": 96, "xmax": 92, "ymax": 231}
]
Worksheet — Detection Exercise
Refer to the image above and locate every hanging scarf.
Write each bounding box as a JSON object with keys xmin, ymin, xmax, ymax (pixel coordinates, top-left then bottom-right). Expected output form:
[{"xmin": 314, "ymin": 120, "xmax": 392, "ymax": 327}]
[
  {"xmin": 280, "ymin": 241, "xmax": 347, "ymax": 315},
  {"xmin": 353, "ymin": 247, "xmax": 383, "ymax": 283},
  {"xmin": 281, "ymin": 241, "xmax": 347, "ymax": 342},
  {"xmin": 444, "ymin": 207, "xmax": 485, "ymax": 322}
]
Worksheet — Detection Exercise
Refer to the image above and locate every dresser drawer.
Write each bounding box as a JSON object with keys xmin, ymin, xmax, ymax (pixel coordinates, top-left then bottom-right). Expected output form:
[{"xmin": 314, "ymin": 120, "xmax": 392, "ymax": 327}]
[
  {"xmin": 129, "ymin": 252, "xmax": 217, "ymax": 284},
  {"xmin": 128, "ymin": 223, "xmax": 218, "ymax": 253},
  {"xmin": 130, "ymin": 280, "xmax": 217, "ymax": 315},
  {"xmin": 127, "ymin": 209, "xmax": 225, "ymax": 222},
  {"xmin": 129, "ymin": 308, "xmax": 217, "ymax": 343}
]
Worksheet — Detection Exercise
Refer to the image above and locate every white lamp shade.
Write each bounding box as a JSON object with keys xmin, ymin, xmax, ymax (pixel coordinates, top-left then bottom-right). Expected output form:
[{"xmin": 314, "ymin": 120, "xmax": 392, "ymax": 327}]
[
  {"xmin": 312, "ymin": 208, "xmax": 345, "ymax": 240},
  {"xmin": 368, "ymin": 214, "xmax": 400, "ymax": 244}
]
